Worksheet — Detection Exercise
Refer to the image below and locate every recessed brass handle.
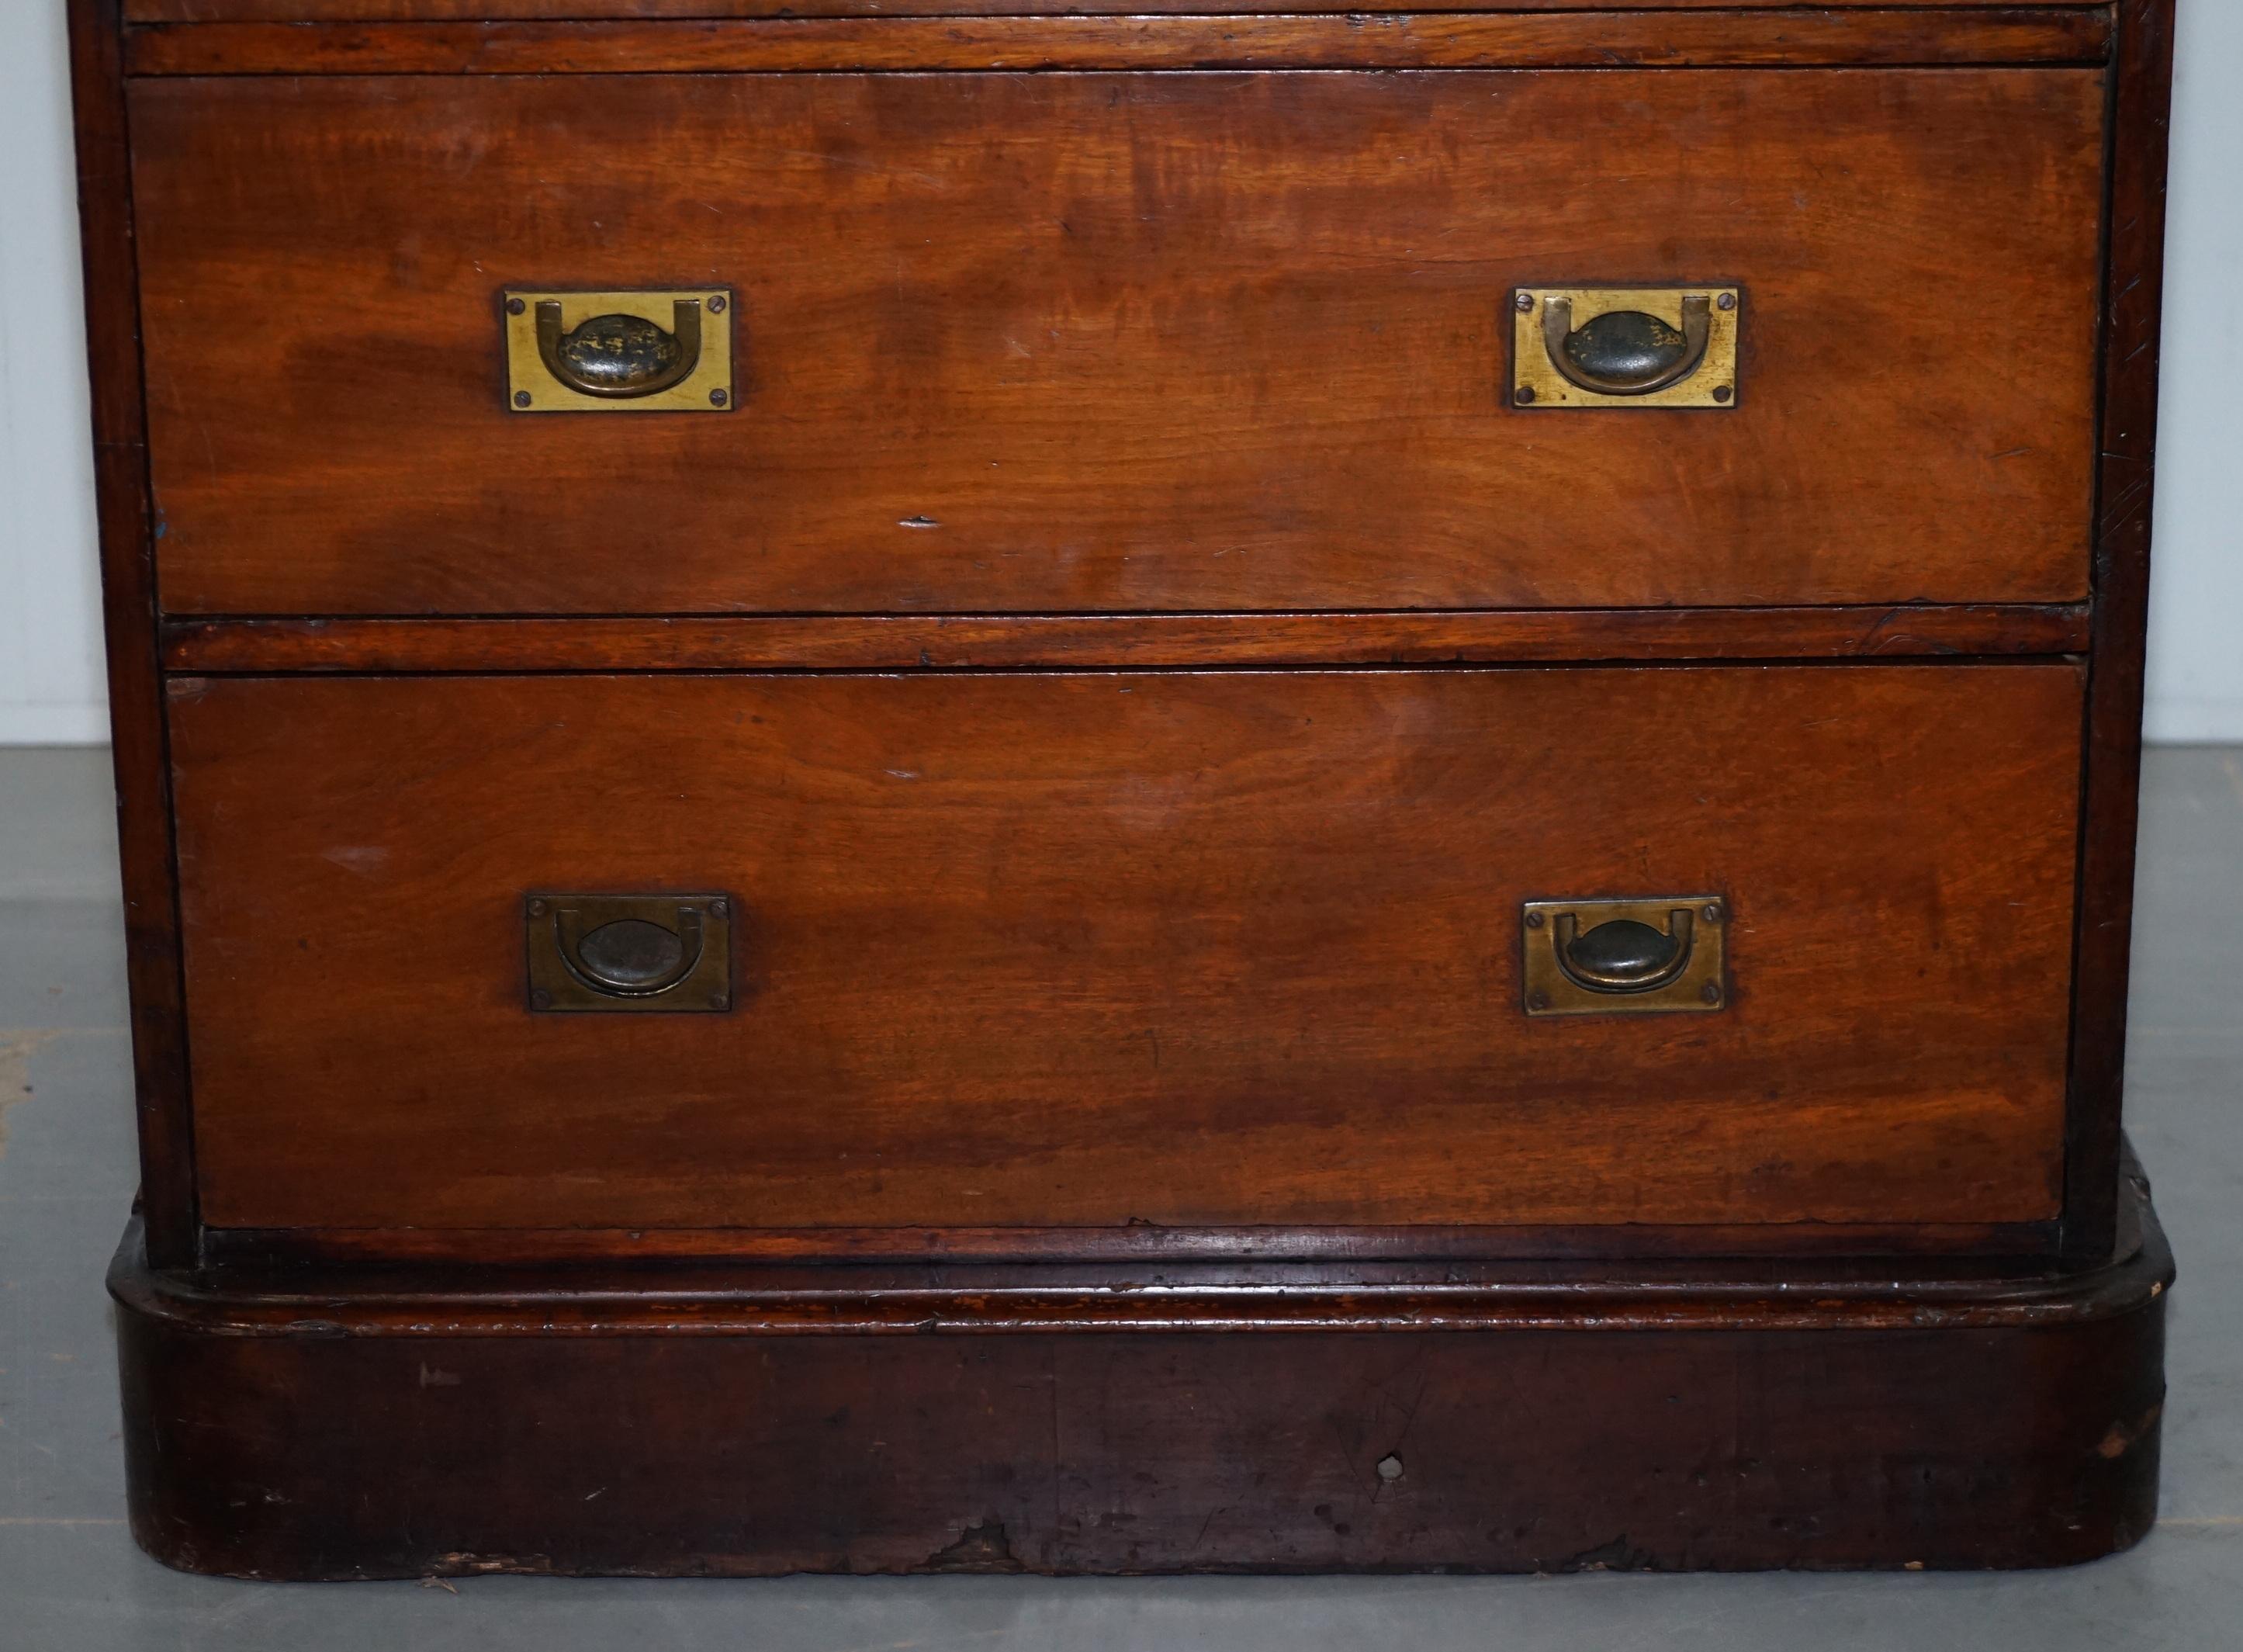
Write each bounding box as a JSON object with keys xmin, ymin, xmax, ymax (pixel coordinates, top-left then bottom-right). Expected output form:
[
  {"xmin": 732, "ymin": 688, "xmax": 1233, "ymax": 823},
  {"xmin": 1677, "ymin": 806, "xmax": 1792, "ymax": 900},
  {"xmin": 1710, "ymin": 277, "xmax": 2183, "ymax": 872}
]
[
  {"xmin": 535, "ymin": 298, "xmax": 703, "ymax": 399},
  {"xmin": 554, "ymin": 904, "xmax": 705, "ymax": 997},
  {"xmin": 1551, "ymin": 908, "xmax": 1697, "ymax": 995},
  {"xmin": 525, "ymin": 893, "xmax": 732, "ymax": 1013},
  {"xmin": 1541, "ymin": 295, "xmax": 1713, "ymax": 397}
]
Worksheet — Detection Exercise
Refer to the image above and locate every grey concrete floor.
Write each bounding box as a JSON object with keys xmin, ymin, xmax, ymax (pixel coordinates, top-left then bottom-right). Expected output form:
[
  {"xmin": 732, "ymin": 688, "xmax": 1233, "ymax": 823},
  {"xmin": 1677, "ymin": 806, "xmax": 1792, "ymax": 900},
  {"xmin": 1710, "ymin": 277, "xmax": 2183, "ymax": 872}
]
[{"xmin": 2, "ymin": 743, "xmax": 2238, "ymax": 1649}]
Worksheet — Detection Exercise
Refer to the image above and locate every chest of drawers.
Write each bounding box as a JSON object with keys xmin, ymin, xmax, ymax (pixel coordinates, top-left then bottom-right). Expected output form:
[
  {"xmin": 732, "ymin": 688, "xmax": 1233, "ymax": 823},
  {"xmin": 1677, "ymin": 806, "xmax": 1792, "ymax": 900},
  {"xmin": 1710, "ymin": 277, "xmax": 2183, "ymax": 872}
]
[{"xmin": 74, "ymin": 0, "xmax": 2177, "ymax": 1575}]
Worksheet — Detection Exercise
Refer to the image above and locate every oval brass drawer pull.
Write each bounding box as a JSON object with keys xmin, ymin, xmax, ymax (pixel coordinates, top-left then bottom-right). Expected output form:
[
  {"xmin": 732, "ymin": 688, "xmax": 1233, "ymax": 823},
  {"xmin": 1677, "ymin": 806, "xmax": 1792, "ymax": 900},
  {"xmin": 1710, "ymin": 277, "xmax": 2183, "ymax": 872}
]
[
  {"xmin": 1552, "ymin": 908, "xmax": 1695, "ymax": 993},
  {"xmin": 1522, "ymin": 895, "xmax": 1726, "ymax": 1016},
  {"xmin": 525, "ymin": 893, "xmax": 733, "ymax": 1013},
  {"xmin": 1512, "ymin": 288, "xmax": 1738, "ymax": 410},
  {"xmin": 1542, "ymin": 295, "xmax": 1712, "ymax": 397},
  {"xmin": 535, "ymin": 298, "xmax": 703, "ymax": 398},
  {"xmin": 504, "ymin": 289, "xmax": 733, "ymax": 414},
  {"xmin": 557, "ymin": 907, "xmax": 705, "ymax": 996}
]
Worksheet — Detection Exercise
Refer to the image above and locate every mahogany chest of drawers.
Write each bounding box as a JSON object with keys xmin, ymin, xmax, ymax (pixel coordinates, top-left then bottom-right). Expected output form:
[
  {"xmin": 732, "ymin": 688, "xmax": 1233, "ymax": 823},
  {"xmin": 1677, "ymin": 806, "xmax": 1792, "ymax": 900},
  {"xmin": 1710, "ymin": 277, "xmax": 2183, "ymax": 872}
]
[{"xmin": 71, "ymin": 0, "xmax": 2177, "ymax": 1575}]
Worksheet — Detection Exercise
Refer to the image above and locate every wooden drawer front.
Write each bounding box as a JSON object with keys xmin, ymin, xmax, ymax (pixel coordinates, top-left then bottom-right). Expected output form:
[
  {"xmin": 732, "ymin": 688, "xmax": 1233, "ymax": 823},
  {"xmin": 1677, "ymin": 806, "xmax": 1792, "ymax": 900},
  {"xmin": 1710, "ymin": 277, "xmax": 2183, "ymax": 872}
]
[
  {"xmin": 171, "ymin": 666, "xmax": 2082, "ymax": 1237},
  {"xmin": 133, "ymin": 71, "xmax": 2103, "ymax": 618}
]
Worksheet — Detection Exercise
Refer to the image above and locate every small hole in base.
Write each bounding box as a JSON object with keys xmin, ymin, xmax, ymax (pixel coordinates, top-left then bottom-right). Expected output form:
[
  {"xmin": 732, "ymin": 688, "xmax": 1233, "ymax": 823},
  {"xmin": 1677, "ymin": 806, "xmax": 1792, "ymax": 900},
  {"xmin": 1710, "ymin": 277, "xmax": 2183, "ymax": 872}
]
[{"xmin": 1376, "ymin": 1454, "xmax": 1404, "ymax": 1482}]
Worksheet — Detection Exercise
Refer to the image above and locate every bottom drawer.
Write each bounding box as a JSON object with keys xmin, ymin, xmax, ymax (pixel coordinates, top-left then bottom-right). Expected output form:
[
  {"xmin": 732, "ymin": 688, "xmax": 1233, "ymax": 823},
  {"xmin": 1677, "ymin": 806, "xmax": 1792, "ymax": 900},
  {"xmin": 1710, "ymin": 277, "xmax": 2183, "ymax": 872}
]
[{"xmin": 168, "ymin": 664, "xmax": 2082, "ymax": 1241}]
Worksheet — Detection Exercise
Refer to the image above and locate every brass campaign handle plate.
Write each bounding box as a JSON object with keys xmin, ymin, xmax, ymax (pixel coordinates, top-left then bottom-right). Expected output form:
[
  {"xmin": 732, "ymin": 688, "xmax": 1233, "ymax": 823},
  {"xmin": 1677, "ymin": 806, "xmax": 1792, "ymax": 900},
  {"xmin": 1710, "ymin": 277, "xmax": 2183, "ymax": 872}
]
[
  {"xmin": 524, "ymin": 893, "xmax": 733, "ymax": 1013},
  {"xmin": 536, "ymin": 298, "xmax": 702, "ymax": 399},
  {"xmin": 1512, "ymin": 288, "xmax": 1739, "ymax": 410},
  {"xmin": 1522, "ymin": 896, "xmax": 1728, "ymax": 1016},
  {"xmin": 504, "ymin": 289, "xmax": 734, "ymax": 414},
  {"xmin": 1542, "ymin": 295, "xmax": 1712, "ymax": 397}
]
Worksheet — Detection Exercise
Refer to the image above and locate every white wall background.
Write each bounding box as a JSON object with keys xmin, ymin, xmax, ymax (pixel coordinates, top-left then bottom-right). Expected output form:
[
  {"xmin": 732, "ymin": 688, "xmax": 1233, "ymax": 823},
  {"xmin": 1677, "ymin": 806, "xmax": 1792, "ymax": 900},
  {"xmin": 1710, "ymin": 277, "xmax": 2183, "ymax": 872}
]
[
  {"xmin": 1, "ymin": 0, "xmax": 105, "ymax": 744},
  {"xmin": 0, "ymin": 1, "xmax": 2237, "ymax": 746},
  {"xmin": 2142, "ymin": 0, "xmax": 2243, "ymax": 741}
]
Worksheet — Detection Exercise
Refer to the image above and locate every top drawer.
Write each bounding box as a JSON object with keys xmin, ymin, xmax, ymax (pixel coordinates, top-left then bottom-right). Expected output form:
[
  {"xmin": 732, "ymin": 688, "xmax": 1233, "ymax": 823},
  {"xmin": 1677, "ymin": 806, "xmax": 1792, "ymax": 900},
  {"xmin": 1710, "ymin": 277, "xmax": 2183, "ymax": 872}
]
[{"xmin": 132, "ymin": 68, "xmax": 2104, "ymax": 617}]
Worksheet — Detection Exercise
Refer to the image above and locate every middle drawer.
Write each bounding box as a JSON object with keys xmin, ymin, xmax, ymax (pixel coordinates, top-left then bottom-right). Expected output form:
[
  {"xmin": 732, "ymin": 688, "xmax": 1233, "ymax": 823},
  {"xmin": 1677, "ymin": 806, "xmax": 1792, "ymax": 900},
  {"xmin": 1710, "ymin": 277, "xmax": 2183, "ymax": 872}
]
[{"xmin": 132, "ymin": 68, "xmax": 2103, "ymax": 616}]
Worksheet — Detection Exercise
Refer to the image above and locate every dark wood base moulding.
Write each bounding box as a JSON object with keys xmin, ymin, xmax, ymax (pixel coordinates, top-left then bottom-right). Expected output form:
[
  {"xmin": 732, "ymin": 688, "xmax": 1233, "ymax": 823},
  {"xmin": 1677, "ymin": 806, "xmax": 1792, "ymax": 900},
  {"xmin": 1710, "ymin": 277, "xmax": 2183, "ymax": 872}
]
[{"xmin": 115, "ymin": 1155, "xmax": 2172, "ymax": 1578}]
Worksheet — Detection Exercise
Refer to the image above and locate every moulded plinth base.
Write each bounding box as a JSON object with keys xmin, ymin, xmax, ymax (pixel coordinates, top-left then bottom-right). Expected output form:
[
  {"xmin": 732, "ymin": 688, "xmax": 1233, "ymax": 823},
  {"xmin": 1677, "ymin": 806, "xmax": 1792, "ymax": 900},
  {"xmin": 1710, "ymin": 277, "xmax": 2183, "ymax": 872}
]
[{"xmin": 112, "ymin": 1167, "xmax": 2172, "ymax": 1578}]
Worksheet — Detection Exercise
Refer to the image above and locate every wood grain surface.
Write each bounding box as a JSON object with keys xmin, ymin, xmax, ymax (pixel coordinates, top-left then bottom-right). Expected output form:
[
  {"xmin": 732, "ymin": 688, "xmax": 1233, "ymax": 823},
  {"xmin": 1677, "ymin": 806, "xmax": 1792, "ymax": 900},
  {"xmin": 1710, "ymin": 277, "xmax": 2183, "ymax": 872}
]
[
  {"xmin": 124, "ymin": 12, "xmax": 2115, "ymax": 75},
  {"xmin": 112, "ymin": 1183, "xmax": 2171, "ymax": 1576},
  {"xmin": 116, "ymin": 1310, "xmax": 2169, "ymax": 1575},
  {"xmin": 132, "ymin": 69, "xmax": 2104, "ymax": 616},
  {"xmin": 65, "ymin": 0, "xmax": 201, "ymax": 1267},
  {"xmin": 121, "ymin": 0, "xmax": 2120, "ymax": 23},
  {"xmin": 158, "ymin": 605, "xmax": 2094, "ymax": 674},
  {"xmin": 170, "ymin": 665, "xmax": 2083, "ymax": 1238},
  {"xmin": 199, "ymin": 1217, "xmax": 2056, "ymax": 1265}
]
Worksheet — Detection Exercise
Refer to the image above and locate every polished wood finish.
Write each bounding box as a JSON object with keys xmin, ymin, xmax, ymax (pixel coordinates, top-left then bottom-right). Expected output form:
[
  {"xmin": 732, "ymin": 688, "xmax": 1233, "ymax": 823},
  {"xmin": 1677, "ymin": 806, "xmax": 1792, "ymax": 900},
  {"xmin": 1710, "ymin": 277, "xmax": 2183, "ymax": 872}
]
[
  {"xmin": 74, "ymin": 0, "xmax": 2179, "ymax": 1578},
  {"xmin": 2062, "ymin": 0, "xmax": 2178, "ymax": 1262},
  {"xmin": 122, "ymin": 0, "xmax": 2120, "ymax": 22},
  {"xmin": 65, "ymin": 0, "xmax": 199, "ymax": 1269},
  {"xmin": 131, "ymin": 1167, "xmax": 2171, "ymax": 1336},
  {"xmin": 169, "ymin": 666, "xmax": 2082, "ymax": 1239},
  {"xmin": 131, "ymin": 69, "xmax": 2104, "ymax": 617},
  {"xmin": 199, "ymin": 1217, "xmax": 2060, "ymax": 1267},
  {"xmin": 110, "ymin": 1167, "xmax": 2171, "ymax": 1578},
  {"xmin": 160, "ymin": 605, "xmax": 2094, "ymax": 674},
  {"xmin": 123, "ymin": 12, "xmax": 2114, "ymax": 76}
]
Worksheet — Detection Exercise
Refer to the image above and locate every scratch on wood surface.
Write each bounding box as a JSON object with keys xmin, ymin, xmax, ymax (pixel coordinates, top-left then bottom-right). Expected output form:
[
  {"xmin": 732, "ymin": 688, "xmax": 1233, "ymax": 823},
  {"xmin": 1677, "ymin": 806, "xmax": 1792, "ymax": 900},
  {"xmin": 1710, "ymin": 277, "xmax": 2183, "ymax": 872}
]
[{"xmin": 2096, "ymin": 1401, "xmax": 2163, "ymax": 1460}]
